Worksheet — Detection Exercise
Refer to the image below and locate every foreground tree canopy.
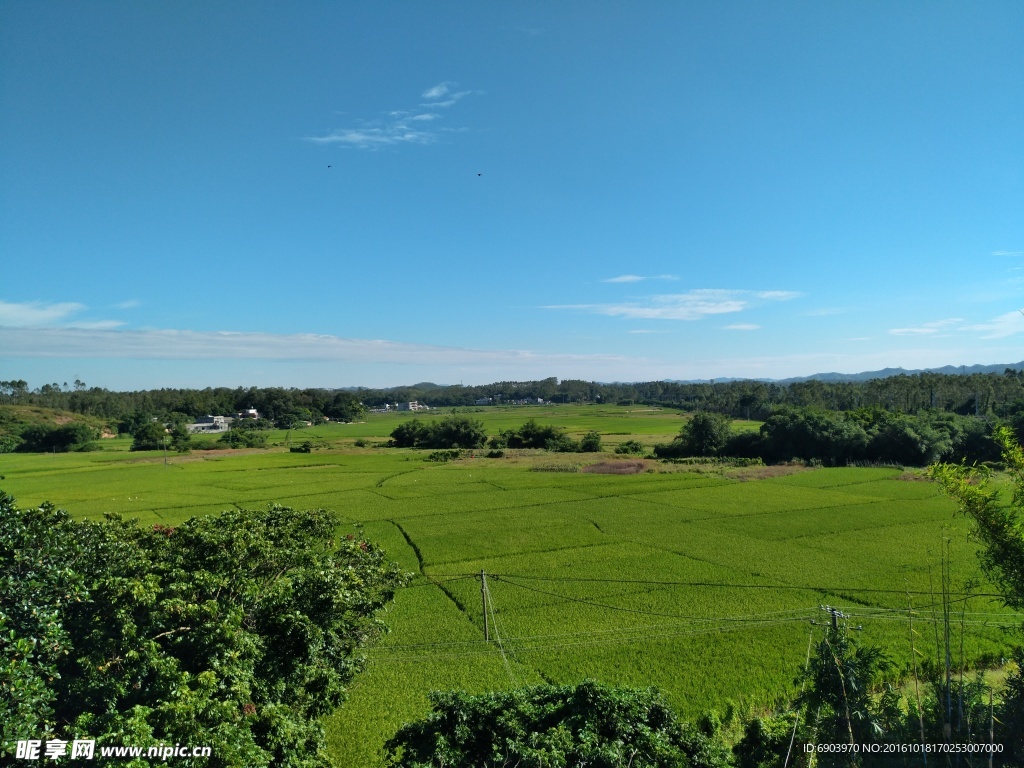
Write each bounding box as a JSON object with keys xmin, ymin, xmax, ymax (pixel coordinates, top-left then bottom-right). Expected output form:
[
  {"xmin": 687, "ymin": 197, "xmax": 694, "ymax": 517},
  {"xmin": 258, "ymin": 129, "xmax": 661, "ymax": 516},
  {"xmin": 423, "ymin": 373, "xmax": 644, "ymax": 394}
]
[
  {"xmin": 0, "ymin": 494, "xmax": 406, "ymax": 767},
  {"xmin": 384, "ymin": 681, "xmax": 732, "ymax": 768}
]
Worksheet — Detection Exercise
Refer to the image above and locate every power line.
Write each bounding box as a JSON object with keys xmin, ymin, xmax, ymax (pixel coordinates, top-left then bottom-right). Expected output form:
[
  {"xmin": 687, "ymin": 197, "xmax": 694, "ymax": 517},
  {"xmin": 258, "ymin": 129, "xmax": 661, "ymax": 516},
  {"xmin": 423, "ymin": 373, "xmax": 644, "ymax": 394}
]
[{"xmin": 476, "ymin": 572, "xmax": 1006, "ymax": 599}]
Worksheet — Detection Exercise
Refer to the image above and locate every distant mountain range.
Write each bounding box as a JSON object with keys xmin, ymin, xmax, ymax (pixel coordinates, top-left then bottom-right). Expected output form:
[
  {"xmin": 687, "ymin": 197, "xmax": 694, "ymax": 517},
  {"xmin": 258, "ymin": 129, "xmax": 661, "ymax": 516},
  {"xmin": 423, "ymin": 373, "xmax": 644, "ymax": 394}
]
[
  {"xmin": 672, "ymin": 361, "xmax": 1024, "ymax": 385},
  {"xmin": 335, "ymin": 364, "xmax": 1024, "ymax": 391}
]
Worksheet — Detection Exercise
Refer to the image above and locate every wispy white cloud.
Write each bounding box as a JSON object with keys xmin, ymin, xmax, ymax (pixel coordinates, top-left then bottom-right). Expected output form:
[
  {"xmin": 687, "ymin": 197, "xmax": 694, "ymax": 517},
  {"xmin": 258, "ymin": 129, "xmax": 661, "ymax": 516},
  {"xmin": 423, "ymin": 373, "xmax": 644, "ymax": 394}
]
[
  {"xmin": 804, "ymin": 307, "xmax": 844, "ymax": 317},
  {"xmin": 755, "ymin": 291, "xmax": 802, "ymax": 300},
  {"xmin": 546, "ymin": 288, "xmax": 799, "ymax": 321},
  {"xmin": 67, "ymin": 320, "xmax": 126, "ymax": 330},
  {"xmin": 992, "ymin": 250, "xmax": 1024, "ymax": 257},
  {"xmin": 307, "ymin": 83, "xmax": 475, "ymax": 150},
  {"xmin": 601, "ymin": 274, "xmax": 678, "ymax": 284},
  {"xmin": 306, "ymin": 125, "xmax": 434, "ymax": 149},
  {"xmin": 0, "ymin": 326, "xmax": 647, "ymax": 370},
  {"xmin": 888, "ymin": 318, "xmax": 964, "ymax": 336},
  {"xmin": 115, "ymin": 299, "xmax": 141, "ymax": 309},
  {"xmin": 961, "ymin": 311, "xmax": 1024, "ymax": 339},
  {"xmin": 724, "ymin": 324, "xmax": 759, "ymax": 331},
  {"xmin": 0, "ymin": 300, "xmax": 86, "ymax": 327},
  {"xmin": 421, "ymin": 83, "xmax": 450, "ymax": 100},
  {"xmin": 888, "ymin": 314, "xmax": 1024, "ymax": 340}
]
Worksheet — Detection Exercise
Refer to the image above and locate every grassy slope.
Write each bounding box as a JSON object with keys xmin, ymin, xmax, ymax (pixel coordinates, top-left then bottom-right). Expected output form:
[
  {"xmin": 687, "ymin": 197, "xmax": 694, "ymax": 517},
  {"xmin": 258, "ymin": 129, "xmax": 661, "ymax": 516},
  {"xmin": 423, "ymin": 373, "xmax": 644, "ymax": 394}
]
[
  {"xmin": 0, "ymin": 404, "xmax": 114, "ymax": 437},
  {"xmin": 0, "ymin": 405, "xmax": 1012, "ymax": 767}
]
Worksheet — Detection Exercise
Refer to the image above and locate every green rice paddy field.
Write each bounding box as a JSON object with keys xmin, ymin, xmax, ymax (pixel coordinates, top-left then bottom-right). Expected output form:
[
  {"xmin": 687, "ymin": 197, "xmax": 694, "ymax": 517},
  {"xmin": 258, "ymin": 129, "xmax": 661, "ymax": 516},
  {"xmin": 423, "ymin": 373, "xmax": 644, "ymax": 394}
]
[{"xmin": 0, "ymin": 405, "xmax": 1017, "ymax": 767}]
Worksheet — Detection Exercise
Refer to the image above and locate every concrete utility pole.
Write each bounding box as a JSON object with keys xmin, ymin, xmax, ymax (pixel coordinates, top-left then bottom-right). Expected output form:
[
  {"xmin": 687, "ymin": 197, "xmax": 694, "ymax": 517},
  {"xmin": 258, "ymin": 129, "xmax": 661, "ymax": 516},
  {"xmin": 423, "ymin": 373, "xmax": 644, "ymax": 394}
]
[{"xmin": 480, "ymin": 570, "xmax": 489, "ymax": 642}]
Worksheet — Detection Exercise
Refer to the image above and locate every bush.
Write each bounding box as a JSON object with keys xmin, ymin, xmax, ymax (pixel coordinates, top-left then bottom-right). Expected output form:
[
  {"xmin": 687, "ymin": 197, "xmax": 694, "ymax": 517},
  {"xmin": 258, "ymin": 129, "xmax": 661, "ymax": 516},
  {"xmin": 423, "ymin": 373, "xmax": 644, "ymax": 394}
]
[
  {"xmin": 390, "ymin": 417, "xmax": 486, "ymax": 449},
  {"xmin": 545, "ymin": 434, "xmax": 581, "ymax": 452},
  {"xmin": 384, "ymin": 681, "xmax": 733, "ymax": 768},
  {"xmin": 353, "ymin": 438, "xmax": 370, "ymax": 448},
  {"xmin": 615, "ymin": 440, "xmax": 645, "ymax": 455},
  {"xmin": 219, "ymin": 428, "xmax": 267, "ymax": 448},
  {"xmin": 426, "ymin": 449, "xmax": 462, "ymax": 462},
  {"xmin": 18, "ymin": 423, "xmax": 99, "ymax": 453},
  {"xmin": 289, "ymin": 441, "xmax": 313, "ymax": 453},
  {"xmin": 579, "ymin": 431, "xmax": 603, "ymax": 452}
]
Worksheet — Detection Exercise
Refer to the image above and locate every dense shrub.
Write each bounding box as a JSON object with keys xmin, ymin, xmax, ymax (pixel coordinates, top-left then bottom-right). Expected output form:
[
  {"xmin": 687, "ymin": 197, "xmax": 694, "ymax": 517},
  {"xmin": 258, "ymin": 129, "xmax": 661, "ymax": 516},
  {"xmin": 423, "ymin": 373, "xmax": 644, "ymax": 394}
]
[
  {"xmin": 385, "ymin": 681, "xmax": 733, "ymax": 768},
  {"xmin": 614, "ymin": 439, "xmax": 646, "ymax": 455},
  {"xmin": 219, "ymin": 428, "xmax": 268, "ymax": 448},
  {"xmin": 579, "ymin": 430, "xmax": 603, "ymax": 452},
  {"xmin": 19, "ymin": 422, "xmax": 100, "ymax": 453},
  {"xmin": 390, "ymin": 416, "xmax": 487, "ymax": 449}
]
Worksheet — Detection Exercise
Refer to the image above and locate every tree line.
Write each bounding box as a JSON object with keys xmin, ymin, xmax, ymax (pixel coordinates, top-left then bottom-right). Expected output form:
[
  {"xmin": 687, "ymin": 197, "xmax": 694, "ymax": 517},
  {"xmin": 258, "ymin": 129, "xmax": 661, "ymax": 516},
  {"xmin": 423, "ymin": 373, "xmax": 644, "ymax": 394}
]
[
  {"xmin": 3, "ymin": 368, "xmax": 1024, "ymax": 422},
  {"xmin": 657, "ymin": 407, "xmax": 1009, "ymax": 466}
]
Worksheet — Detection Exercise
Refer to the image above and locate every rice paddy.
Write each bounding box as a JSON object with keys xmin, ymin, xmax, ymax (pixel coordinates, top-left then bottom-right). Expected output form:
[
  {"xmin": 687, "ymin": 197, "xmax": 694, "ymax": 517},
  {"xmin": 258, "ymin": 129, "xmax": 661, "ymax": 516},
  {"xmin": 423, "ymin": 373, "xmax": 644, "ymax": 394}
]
[{"xmin": 1, "ymin": 405, "xmax": 1017, "ymax": 767}]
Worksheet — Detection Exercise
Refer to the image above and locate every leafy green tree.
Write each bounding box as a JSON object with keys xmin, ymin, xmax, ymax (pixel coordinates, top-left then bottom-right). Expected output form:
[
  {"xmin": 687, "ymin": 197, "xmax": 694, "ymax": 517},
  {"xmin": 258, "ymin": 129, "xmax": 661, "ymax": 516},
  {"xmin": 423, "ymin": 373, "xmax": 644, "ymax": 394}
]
[
  {"xmin": 930, "ymin": 426, "xmax": 1024, "ymax": 759},
  {"xmin": 169, "ymin": 422, "xmax": 192, "ymax": 453},
  {"xmin": 758, "ymin": 408, "xmax": 868, "ymax": 465},
  {"xmin": 219, "ymin": 428, "xmax": 268, "ymax": 448},
  {"xmin": 390, "ymin": 417, "xmax": 488, "ymax": 449},
  {"xmin": 511, "ymin": 419, "xmax": 566, "ymax": 449},
  {"xmin": 18, "ymin": 422, "xmax": 99, "ymax": 453},
  {"xmin": 385, "ymin": 681, "xmax": 732, "ymax": 768},
  {"xmin": 390, "ymin": 419, "xmax": 430, "ymax": 448},
  {"xmin": 579, "ymin": 431, "xmax": 603, "ymax": 452},
  {"xmin": 130, "ymin": 420, "xmax": 168, "ymax": 451},
  {"xmin": 430, "ymin": 415, "xmax": 487, "ymax": 449},
  {"xmin": 0, "ymin": 493, "xmax": 406, "ymax": 766},
  {"xmin": 680, "ymin": 412, "xmax": 732, "ymax": 457},
  {"xmin": 798, "ymin": 625, "xmax": 891, "ymax": 755}
]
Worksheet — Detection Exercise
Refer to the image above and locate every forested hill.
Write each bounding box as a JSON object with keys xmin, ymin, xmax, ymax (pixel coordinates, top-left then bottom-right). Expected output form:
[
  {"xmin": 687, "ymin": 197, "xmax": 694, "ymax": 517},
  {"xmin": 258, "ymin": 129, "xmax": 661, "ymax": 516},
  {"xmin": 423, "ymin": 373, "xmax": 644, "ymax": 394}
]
[{"xmin": 2, "ymin": 368, "xmax": 1024, "ymax": 423}]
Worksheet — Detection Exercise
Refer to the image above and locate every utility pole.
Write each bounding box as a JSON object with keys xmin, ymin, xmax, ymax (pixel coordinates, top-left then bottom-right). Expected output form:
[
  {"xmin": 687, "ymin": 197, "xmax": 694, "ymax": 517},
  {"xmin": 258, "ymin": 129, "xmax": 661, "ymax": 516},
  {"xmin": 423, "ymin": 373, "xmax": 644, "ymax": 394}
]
[
  {"xmin": 480, "ymin": 570, "xmax": 489, "ymax": 642},
  {"xmin": 163, "ymin": 435, "xmax": 168, "ymax": 466},
  {"xmin": 821, "ymin": 604, "xmax": 845, "ymax": 631}
]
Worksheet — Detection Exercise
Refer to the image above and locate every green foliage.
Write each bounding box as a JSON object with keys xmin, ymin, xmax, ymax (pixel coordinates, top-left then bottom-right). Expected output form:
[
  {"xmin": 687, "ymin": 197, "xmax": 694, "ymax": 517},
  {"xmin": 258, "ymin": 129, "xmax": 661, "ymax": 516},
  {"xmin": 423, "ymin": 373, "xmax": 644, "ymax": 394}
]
[
  {"xmin": 18, "ymin": 422, "xmax": 100, "ymax": 453},
  {"xmin": 505, "ymin": 419, "xmax": 566, "ymax": 449},
  {"xmin": 931, "ymin": 426, "xmax": 1024, "ymax": 761},
  {"xmin": 290, "ymin": 441, "xmax": 314, "ymax": 453},
  {"xmin": 130, "ymin": 420, "xmax": 169, "ymax": 451},
  {"xmin": 389, "ymin": 416, "xmax": 487, "ymax": 449},
  {"xmin": 799, "ymin": 626, "xmax": 891, "ymax": 747},
  {"xmin": 425, "ymin": 449, "xmax": 462, "ymax": 462},
  {"xmin": 384, "ymin": 681, "xmax": 733, "ymax": 768},
  {"xmin": 656, "ymin": 412, "xmax": 733, "ymax": 459},
  {"xmin": 545, "ymin": 433, "xmax": 581, "ymax": 452},
  {"xmin": 930, "ymin": 426, "xmax": 1024, "ymax": 609},
  {"xmin": 0, "ymin": 492, "xmax": 407, "ymax": 766},
  {"xmin": 579, "ymin": 430, "xmax": 603, "ymax": 452},
  {"xmin": 220, "ymin": 428, "xmax": 269, "ymax": 448},
  {"xmin": 732, "ymin": 714, "xmax": 796, "ymax": 768},
  {"xmin": 614, "ymin": 439, "xmax": 646, "ymax": 455}
]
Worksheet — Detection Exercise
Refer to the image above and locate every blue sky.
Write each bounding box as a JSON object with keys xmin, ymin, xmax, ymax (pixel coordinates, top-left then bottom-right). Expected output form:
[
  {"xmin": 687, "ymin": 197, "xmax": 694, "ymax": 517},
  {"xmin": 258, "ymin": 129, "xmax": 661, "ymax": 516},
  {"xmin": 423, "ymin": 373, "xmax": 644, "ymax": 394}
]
[{"xmin": 1, "ymin": 2, "xmax": 1022, "ymax": 389}]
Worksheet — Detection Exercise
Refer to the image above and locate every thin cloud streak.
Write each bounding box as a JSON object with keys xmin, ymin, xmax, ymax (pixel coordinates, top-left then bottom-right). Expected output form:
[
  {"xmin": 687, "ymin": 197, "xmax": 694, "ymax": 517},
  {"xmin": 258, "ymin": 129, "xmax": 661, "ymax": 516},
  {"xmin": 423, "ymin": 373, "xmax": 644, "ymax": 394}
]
[
  {"xmin": 546, "ymin": 288, "xmax": 799, "ymax": 321},
  {"xmin": 0, "ymin": 326, "xmax": 647, "ymax": 368},
  {"xmin": 0, "ymin": 300, "xmax": 86, "ymax": 327},
  {"xmin": 601, "ymin": 274, "xmax": 678, "ymax": 284}
]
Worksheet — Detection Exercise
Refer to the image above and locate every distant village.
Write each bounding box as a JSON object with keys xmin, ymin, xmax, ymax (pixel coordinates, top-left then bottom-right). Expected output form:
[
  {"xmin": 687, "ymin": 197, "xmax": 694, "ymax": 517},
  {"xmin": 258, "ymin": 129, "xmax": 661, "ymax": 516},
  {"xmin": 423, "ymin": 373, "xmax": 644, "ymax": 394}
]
[{"xmin": 185, "ymin": 397, "xmax": 549, "ymax": 432}]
